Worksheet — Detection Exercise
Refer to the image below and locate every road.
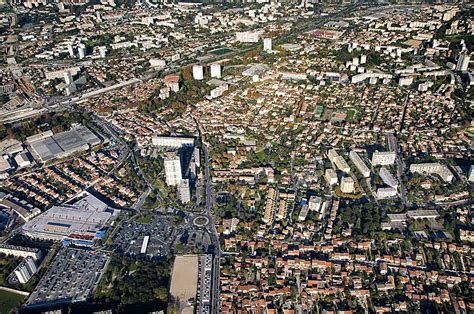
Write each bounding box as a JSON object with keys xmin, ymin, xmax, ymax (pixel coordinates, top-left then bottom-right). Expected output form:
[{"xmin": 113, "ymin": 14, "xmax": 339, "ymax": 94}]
[
  {"xmin": 37, "ymin": 3, "xmax": 361, "ymax": 311},
  {"xmin": 386, "ymin": 132, "xmax": 409, "ymax": 207}
]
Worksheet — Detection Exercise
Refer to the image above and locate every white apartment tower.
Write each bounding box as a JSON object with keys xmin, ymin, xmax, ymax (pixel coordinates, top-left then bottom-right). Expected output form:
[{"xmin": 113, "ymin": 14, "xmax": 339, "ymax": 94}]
[
  {"xmin": 371, "ymin": 151, "xmax": 396, "ymax": 166},
  {"xmin": 178, "ymin": 179, "xmax": 191, "ymax": 204},
  {"xmin": 78, "ymin": 44, "xmax": 86, "ymax": 59},
  {"xmin": 210, "ymin": 64, "xmax": 221, "ymax": 78},
  {"xmin": 192, "ymin": 65, "xmax": 204, "ymax": 80},
  {"xmin": 64, "ymin": 71, "xmax": 73, "ymax": 85},
  {"xmin": 164, "ymin": 151, "xmax": 183, "ymax": 186},
  {"xmin": 263, "ymin": 38, "xmax": 272, "ymax": 52},
  {"xmin": 456, "ymin": 54, "xmax": 470, "ymax": 72},
  {"xmin": 340, "ymin": 177, "xmax": 355, "ymax": 194}
]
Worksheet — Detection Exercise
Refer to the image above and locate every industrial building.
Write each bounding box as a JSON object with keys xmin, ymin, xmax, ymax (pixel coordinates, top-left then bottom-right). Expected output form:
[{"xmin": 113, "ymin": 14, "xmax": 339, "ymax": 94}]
[{"xmin": 28, "ymin": 125, "xmax": 101, "ymax": 163}]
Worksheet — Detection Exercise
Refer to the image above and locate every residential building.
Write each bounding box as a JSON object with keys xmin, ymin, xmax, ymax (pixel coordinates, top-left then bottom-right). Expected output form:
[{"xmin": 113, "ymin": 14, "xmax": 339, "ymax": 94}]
[
  {"xmin": 349, "ymin": 150, "xmax": 370, "ymax": 178},
  {"xmin": 410, "ymin": 163, "xmax": 454, "ymax": 183},
  {"xmin": 325, "ymin": 169, "xmax": 338, "ymax": 186},
  {"xmin": 340, "ymin": 176, "xmax": 355, "ymax": 194},
  {"xmin": 371, "ymin": 151, "xmax": 396, "ymax": 166},
  {"xmin": 164, "ymin": 151, "xmax": 183, "ymax": 187}
]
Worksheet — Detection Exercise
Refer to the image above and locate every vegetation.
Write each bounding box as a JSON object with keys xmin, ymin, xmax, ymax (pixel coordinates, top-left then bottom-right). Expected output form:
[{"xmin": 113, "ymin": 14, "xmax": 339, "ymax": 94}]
[
  {"xmin": 0, "ymin": 290, "xmax": 26, "ymax": 314},
  {"xmin": 94, "ymin": 255, "xmax": 170, "ymax": 307},
  {"xmin": 0, "ymin": 111, "xmax": 93, "ymax": 142}
]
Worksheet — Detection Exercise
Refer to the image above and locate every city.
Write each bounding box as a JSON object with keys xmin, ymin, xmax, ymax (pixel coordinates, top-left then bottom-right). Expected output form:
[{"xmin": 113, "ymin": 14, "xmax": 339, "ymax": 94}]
[{"xmin": 0, "ymin": 0, "xmax": 473, "ymax": 313}]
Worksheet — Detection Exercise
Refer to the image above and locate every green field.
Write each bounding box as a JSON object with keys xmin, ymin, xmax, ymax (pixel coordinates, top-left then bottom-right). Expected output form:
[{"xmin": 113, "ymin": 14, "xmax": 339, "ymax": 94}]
[
  {"xmin": 346, "ymin": 108, "xmax": 360, "ymax": 122},
  {"xmin": 209, "ymin": 47, "xmax": 233, "ymax": 55},
  {"xmin": 0, "ymin": 290, "xmax": 26, "ymax": 314}
]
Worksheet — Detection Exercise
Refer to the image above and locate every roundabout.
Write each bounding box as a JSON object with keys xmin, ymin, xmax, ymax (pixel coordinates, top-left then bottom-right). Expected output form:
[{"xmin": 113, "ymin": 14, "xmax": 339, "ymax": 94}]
[{"xmin": 193, "ymin": 216, "xmax": 210, "ymax": 227}]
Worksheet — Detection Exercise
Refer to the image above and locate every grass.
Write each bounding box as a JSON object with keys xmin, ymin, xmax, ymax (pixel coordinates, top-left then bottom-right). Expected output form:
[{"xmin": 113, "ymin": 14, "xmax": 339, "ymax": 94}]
[
  {"xmin": 135, "ymin": 214, "xmax": 152, "ymax": 224},
  {"xmin": 346, "ymin": 108, "xmax": 361, "ymax": 122},
  {"xmin": 0, "ymin": 290, "xmax": 26, "ymax": 314}
]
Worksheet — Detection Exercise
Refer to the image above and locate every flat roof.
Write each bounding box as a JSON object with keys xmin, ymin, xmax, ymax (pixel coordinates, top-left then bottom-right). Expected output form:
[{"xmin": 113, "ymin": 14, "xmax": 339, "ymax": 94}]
[
  {"xmin": 29, "ymin": 126, "xmax": 101, "ymax": 162},
  {"xmin": 22, "ymin": 205, "xmax": 112, "ymax": 240}
]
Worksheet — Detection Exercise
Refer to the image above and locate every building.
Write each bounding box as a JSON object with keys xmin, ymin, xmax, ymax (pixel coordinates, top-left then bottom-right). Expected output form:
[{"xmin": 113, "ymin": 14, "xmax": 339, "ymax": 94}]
[
  {"xmin": 409, "ymin": 163, "xmax": 454, "ymax": 183},
  {"xmin": 193, "ymin": 65, "xmax": 204, "ymax": 80},
  {"xmin": 0, "ymin": 156, "xmax": 12, "ymax": 175},
  {"xmin": 178, "ymin": 179, "xmax": 191, "ymax": 204},
  {"xmin": 242, "ymin": 64, "xmax": 269, "ymax": 79},
  {"xmin": 467, "ymin": 165, "xmax": 473, "ymax": 182},
  {"xmin": 376, "ymin": 187, "xmax": 397, "ymax": 200},
  {"xmin": 28, "ymin": 125, "xmax": 101, "ymax": 163},
  {"xmin": 407, "ymin": 210, "xmax": 439, "ymax": 220},
  {"xmin": 22, "ymin": 195, "xmax": 115, "ymax": 244},
  {"xmin": 152, "ymin": 136, "xmax": 195, "ymax": 148},
  {"xmin": 456, "ymin": 54, "xmax": 470, "ymax": 71},
  {"xmin": 14, "ymin": 152, "xmax": 32, "ymax": 169},
  {"xmin": 371, "ymin": 151, "xmax": 396, "ymax": 166},
  {"xmin": 308, "ymin": 196, "xmax": 322, "ymax": 212},
  {"xmin": 328, "ymin": 149, "xmax": 350, "ymax": 173},
  {"xmin": 325, "ymin": 169, "xmax": 338, "ymax": 186},
  {"xmin": 334, "ymin": 156, "xmax": 350, "ymax": 173},
  {"xmin": 163, "ymin": 75, "xmax": 180, "ymax": 92},
  {"xmin": 280, "ymin": 72, "xmax": 308, "ymax": 81},
  {"xmin": 222, "ymin": 218, "xmax": 239, "ymax": 235},
  {"xmin": 263, "ymin": 38, "xmax": 272, "ymax": 52},
  {"xmin": 0, "ymin": 244, "xmax": 41, "ymax": 260},
  {"xmin": 298, "ymin": 203, "xmax": 309, "ymax": 222},
  {"xmin": 0, "ymin": 193, "xmax": 41, "ymax": 221},
  {"xmin": 150, "ymin": 58, "xmax": 166, "ymax": 68},
  {"xmin": 235, "ymin": 31, "xmax": 259, "ymax": 43},
  {"xmin": 379, "ymin": 167, "xmax": 398, "ymax": 188},
  {"xmin": 327, "ymin": 149, "xmax": 339, "ymax": 163},
  {"xmin": 14, "ymin": 257, "xmax": 37, "ymax": 284},
  {"xmin": 140, "ymin": 235, "xmax": 150, "ymax": 254},
  {"xmin": 340, "ymin": 176, "xmax": 355, "ymax": 194},
  {"xmin": 210, "ymin": 64, "xmax": 221, "ymax": 78},
  {"xmin": 164, "ymin": 151, "xmax": 183, "ymax": 186},
  {"xmin": 78, "ymin": 44, "xmax": 86, "ymax": 59},
  {"xmin": 349, "ymin": 150, "xmax": 370, "ymax": 178},
  {"xmin": 64, "ymin": 71, "xmax": 73, "ymax": 85}
]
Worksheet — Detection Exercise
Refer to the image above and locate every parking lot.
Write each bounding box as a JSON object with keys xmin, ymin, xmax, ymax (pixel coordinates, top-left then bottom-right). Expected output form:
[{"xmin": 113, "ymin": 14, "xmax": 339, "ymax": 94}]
[
  {"xmin": 25, "ymin": 247, "xmax": 109, "ymax": 307},
  {"xmin": 111, "ymin": 216, "xmax": 176, "ymax": 258}
]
